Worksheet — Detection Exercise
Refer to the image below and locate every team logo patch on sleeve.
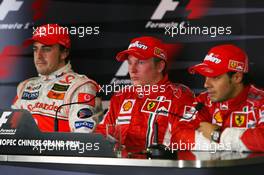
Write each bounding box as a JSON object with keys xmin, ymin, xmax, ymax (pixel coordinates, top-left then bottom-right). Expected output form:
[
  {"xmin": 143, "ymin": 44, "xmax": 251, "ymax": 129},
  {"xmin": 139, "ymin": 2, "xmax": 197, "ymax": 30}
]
[
  {"xmin": 78, "ymin": 93, "xmax": 95, "ymax": 107},
  {"xmin": 77, "ymin": 108, "xmax": 93, "ymax": 119},
  {"xmin": 119, "ymin": 99, "xmax": 135, "ymax": 114},
  {"xmin": 182, "ymin": 106, "xmax": 196, "ymax": 120},
  {"xmin": 74, "ymin": 121, "xmax": 94, "ymax": 129}
]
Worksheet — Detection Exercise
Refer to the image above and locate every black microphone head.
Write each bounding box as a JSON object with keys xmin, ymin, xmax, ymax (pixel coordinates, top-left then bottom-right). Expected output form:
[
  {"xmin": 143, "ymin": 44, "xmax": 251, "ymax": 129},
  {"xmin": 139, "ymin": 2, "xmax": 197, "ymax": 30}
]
[{"xmin": 195, "ymin": 102, "xmax": 204, "ymax": 111}]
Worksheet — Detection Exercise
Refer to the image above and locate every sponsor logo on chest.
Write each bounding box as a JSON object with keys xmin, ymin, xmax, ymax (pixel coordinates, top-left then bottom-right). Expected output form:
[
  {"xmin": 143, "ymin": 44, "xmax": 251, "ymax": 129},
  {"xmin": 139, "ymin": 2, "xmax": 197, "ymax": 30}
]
[
  {"xmin": 230, "ymin": 111, "xmax": 256, "ymax": 128},
  {"xmin": 141, "ymin": 97, "xmax": 171, "ymax": 116},
  {"xmin": 47, "ymin": 83, "xmax": 70, "ymax": 100},
  {"xmin": 27, "ymin": 102, "xmax": 62, "ymax": 113},
  {"xmin": 119, "ymin": 99, "xmax": 136, "ymax": 114},
  {"xmin": 26, "ymin": 84, "xmax": 42, "ymax": 91},
  {"xmin": 51, "ymin": 84, "xmax": 69, "ymax": 92},
  {"xmin": 22, "ymin": 91, "xmax": 39, "ymax": 100}
]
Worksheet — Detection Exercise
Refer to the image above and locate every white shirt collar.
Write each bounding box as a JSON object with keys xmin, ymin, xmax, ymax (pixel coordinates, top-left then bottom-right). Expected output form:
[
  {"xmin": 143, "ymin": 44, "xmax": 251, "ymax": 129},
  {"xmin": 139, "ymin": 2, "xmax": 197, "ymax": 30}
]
[{"xmin": 39, "ymin": 62, "xmax": 72, "ymax": 81}]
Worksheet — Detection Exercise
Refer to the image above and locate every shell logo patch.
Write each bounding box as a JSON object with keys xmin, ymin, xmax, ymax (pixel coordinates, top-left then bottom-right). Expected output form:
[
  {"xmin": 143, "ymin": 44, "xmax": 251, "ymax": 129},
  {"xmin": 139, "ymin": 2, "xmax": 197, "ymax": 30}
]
[
  {"xmin": 123, "ymin": 101, "xmax": 133, "ymax": 111},
  {"xmin": 119, "ymin": 99, "xmax": 135, "ymax": 114},
  {"xmin": 214, "ymin": 111, "xmax": 223, "ymax": 123}
]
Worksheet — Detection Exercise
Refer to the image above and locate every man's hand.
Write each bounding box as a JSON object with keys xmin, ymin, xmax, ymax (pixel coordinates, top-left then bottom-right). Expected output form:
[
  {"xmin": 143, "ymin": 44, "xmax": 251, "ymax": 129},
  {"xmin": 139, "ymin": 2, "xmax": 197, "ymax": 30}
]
[{"xmin": 197, "ymin": 122, "xmax": 220, "ymax": 140}]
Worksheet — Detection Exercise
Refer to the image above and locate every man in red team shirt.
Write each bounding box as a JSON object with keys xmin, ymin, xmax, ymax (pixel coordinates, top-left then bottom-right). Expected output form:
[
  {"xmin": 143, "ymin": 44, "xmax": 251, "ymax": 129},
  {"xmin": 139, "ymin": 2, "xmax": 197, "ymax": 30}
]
[
  {"xmin": 172, "ymin": 44, "xmax": 264, "ymax": 152},
  {"xmin": 96, "ymin": 36, "xmax": 194, "ymax": 156},
  {"xmin": 12, "ymin": 24, "xmax": 102, "ymax": 132}
]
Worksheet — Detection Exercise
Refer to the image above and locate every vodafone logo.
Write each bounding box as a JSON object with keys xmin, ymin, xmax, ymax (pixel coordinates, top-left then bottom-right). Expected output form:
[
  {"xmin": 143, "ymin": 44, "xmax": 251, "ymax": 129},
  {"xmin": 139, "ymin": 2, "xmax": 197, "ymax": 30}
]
[{"xmin": 0, "ymin": 0, "xmax": 24, "ymax": 21}]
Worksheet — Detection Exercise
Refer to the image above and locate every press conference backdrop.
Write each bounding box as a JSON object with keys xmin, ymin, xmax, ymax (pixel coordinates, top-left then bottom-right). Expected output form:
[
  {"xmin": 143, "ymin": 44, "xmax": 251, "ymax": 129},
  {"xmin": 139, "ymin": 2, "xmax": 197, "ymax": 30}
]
[{"xmin": 0, "ymin": 0, "xmax": 263, "ymax": 108}]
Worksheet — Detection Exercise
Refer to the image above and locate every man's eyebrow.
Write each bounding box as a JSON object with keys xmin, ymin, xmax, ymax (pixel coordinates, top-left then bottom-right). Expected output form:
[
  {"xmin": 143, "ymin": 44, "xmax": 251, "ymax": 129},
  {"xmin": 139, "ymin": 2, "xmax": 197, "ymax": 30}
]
[
  {"xmin": 41, "ymin": 45, "xmax": 52, "ymax": 48},
  {"xmin": 32, "ymin": 45, "xmax": 53, "ymax": 50}
]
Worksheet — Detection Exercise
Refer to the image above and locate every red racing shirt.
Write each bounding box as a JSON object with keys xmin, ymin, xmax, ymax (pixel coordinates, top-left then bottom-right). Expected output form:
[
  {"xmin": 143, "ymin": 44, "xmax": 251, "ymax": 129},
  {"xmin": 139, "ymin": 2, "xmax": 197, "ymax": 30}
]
[
  {"xmin": 96, "ymin": 75, "xmax": 194, "ymax": 154},
  {"xmin": 172, "ymin": 85, "xmax": 264, "ymax": 152}
]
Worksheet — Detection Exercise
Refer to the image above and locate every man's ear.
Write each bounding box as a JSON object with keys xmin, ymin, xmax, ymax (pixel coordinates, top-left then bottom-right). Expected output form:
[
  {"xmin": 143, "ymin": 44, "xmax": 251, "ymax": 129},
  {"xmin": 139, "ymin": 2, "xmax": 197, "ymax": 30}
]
[
  {"xmin": 232, "ymin": 72, "xmax": 243, "ymax": 84},
  {"xmin": 60, "ymin": 49, "xmax": 69, "ymax": 61},
  {"xmin": 158, "ymin": 60, "xmax": 166, "ymax": 73}
]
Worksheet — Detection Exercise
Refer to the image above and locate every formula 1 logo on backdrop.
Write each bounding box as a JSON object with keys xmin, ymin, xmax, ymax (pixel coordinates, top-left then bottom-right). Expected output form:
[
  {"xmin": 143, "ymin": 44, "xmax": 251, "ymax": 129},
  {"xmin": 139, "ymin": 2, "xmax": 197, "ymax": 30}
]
[
  {"xmin": 0, "ymin": 111, "xmax": 11, "ymax": 128},
  {"xmin": 0, "ymin": 0, "xmax": 31, "ymax": 30},
  {"xmin": 0, "ymin": 0, "xmax": 24, "ymax": 21},
  {"xmin": 151, "ymin": 0, "xmax": 180, "ymax": 20},
  {"xmin": 0, "ymin": 111, "xmax": 17, "ymax": 135},
  {"xmin": 112, "ymin": 0, "xmax": 212, "ymax": 85},
  {"xmin": 145, "ymin": 0, "xmax": 211, "ymax": 28},
  {"xmin": 110, "ymin": 61, "xmax": 131, "ymax": 86}
]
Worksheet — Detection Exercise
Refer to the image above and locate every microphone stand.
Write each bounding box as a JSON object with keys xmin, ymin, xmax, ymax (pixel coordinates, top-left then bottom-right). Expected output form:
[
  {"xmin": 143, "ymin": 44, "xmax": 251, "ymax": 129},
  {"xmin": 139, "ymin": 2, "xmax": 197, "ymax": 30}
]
[
  {"xmin": 146, "ymin": 122, "xmax": 177, "ymax": 159},
  {"xmin": 146, "ymin": 103, "xmax": 204, "ymax": 159}
]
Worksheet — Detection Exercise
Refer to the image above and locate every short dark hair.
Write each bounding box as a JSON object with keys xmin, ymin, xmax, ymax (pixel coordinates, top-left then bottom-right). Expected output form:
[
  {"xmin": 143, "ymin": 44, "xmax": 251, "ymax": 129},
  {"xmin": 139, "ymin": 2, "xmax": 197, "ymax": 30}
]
[
  {"xmin": 153, "ymin": 57, "xmax": 167, "ymax": 75},
  {"xmin": 227, "ymin": 72, "xmax": 251, "ymax": 85},
  {"xmin": 59, "ymin": 45, "xmax": 70, "ymax": 63}
]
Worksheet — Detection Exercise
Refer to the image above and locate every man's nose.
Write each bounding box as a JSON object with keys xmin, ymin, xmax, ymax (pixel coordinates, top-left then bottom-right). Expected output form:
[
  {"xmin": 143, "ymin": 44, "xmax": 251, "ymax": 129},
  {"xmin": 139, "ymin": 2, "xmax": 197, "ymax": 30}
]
[
  {"xmin": 204, "ymin": 77, "xmax": 211, "ymax": 89},
  {"xmin": 129, "ymin": 63, "xmax": 137, "ymax": 73},
  {"xmin": 34, "ymin": 49, "xmax": 43, "ymax": 59}
]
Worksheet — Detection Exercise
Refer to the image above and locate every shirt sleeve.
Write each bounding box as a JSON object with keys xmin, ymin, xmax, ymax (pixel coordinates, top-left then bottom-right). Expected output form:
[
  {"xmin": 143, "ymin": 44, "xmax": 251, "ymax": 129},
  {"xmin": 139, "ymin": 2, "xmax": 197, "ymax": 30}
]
[
  {"xmin": 239, "ymin": 104, "xmax": 264, "ymax": 152},
  {"xmin": 95, "ymin": 94, "xmax": 119, "ymax": 136},
  {"xmin": 171, "ymin": 93, "xmax": 212, "ymax": 150},
  {"xmin": 67, "ymin": 82, "xmax": 103, "ymax": 133},
  {"xmin": 11, "ymin": 80, "xmax": 28, "ymax": 109},
  {"xmin": 170, "ymin": 86, "xmax": 197, "ymax": 148}
]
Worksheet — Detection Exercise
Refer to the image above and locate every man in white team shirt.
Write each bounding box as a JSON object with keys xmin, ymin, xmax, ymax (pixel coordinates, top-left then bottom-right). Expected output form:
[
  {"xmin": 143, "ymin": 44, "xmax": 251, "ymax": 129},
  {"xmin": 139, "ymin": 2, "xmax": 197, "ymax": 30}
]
[{"xmin": 12, "ymin": 24, "xmax": 102, "ymax": 132}]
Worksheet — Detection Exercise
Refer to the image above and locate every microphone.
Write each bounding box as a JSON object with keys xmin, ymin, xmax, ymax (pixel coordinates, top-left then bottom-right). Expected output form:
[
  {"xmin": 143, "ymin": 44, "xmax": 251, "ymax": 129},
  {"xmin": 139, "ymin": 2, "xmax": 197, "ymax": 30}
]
[
  {"xmin": 54, "ymin": 92, "xmax": 102, "ymax": 132},
  {"xmin": 153, "ymin": 122, "xmax": 159, "ymax": 145},
  {"xmin": 146, "ymin": 120, "xmax": 176, "ymax": 159},
  {"xmin": 146, "ymin": 103, "xmax": 204, "ymax": 159}
]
